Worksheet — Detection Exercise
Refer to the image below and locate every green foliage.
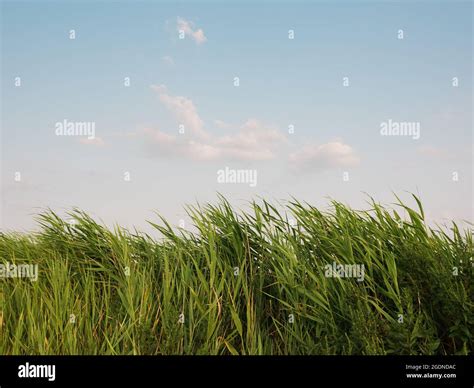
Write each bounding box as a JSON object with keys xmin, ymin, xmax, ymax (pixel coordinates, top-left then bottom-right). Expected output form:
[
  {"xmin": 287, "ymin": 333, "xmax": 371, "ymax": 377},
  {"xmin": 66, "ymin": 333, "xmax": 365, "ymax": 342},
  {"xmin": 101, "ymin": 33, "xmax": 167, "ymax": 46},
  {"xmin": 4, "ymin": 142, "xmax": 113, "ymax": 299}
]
[{"xmin": 0, "ymin": 195, "xmax": 472, "ymax": 355}]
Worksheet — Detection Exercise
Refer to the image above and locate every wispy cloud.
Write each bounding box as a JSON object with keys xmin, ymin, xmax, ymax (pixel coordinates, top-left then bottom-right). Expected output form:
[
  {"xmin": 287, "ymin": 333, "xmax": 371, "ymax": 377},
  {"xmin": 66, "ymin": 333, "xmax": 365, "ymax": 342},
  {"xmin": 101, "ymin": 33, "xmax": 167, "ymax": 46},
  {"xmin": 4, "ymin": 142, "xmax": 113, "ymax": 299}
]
[
  {"xmin": 142, "ymin": 119, "xmax": 286, "ymax": 162},
  {"xmin": 289, "ymin": 141, "xmax": 360, "ymax": 169},
  {"xmin": 214, "ymin": 119, "xmax": 286, "ymax": 159},
  {"xmin": 148, "ymin": 85, "xmax": 285, "ymax": 161},
  {"xmin": 147, "ymin": 85, "xmax": 360, "ymax": 167},
  {"xmin": 177, "ymin": 17, "xmax": 207, "ymax": 45},
  {"xmin": 151, "ymin": 84, "xmax": 209, "ymax": 140}
]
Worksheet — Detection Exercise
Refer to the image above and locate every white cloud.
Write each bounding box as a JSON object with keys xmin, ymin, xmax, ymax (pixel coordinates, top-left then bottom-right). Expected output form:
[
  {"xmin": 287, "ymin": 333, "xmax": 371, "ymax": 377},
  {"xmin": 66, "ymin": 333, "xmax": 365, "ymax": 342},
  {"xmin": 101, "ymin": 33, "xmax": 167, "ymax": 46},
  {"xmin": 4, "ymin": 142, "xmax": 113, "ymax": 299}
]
[
  {"xmin": 289, "ymin": 141, "xmax": 360, "ymax": 169},
  {"xmin": 212, "ymin": 119, "xmax": 287, "ymax": 160},
  {"xmin": 149, "ymin": 85, "xmax": 285, "ymax": 161},
  {"xmin": 142, "ymin": 121, "xmax": 285, "ymax": 162},
  {"xmin": 147, "ymin": 85, "xmax": 358, "ymax": 166},
  {"xmin": 177, "ymin": 17, "xmax": 207, "ymax": 45},
  {"xmin": 151, "ymin": 84, "xmax": 209, "ymax": 140}
]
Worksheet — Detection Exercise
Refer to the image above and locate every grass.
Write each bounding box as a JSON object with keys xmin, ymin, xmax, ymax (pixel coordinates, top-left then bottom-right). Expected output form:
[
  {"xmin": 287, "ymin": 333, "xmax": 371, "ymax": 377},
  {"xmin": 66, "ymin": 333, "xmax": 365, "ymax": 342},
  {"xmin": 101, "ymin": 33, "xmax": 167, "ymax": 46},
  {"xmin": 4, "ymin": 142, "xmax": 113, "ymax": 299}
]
[{"xmin": 0, "ymin": 194, "xmax": 473, "ymax": 355}]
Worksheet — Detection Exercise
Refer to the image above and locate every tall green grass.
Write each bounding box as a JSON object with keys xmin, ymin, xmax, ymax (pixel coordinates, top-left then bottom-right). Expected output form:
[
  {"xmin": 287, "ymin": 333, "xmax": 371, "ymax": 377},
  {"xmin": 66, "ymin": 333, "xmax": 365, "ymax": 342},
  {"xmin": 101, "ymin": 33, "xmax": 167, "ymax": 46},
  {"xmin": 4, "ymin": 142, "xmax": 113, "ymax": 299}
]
[{"xmin": 0, "ymin": 195, "xmax": 472, "ymax": 355}]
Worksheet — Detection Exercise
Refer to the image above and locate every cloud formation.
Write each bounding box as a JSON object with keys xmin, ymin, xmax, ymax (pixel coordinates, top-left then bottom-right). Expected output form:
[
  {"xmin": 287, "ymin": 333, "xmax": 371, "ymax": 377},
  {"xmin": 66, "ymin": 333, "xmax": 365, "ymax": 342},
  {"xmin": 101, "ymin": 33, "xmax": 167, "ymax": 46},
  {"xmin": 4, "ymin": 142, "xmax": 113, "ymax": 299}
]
[
  {"xmin": 146, "ymin": 85, "xmax": 359, "ymax": 168},
  {"xmin": 151, "ymin": 84, "xmax": 208, "ymax": 140},
  {"xmin": 142, "ymin": 119, "xmax": 285, "ymax": 162},
  {"xmin": 147, "ymin": 85, "xmax": 286, "ymax": 161},
  {"xmin": 289, "ymin": 141, "xmax": 360, "ymax": 169},
  {"xmin": 177, "ymin": 17, "xmax": 207, "ymax": 45}
]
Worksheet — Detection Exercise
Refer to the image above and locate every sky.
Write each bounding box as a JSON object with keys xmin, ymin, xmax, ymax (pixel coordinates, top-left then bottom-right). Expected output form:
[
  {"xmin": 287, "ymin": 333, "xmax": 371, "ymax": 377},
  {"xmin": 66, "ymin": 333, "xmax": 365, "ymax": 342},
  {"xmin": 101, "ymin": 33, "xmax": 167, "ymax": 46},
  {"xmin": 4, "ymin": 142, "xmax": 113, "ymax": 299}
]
[{"xmin": 1, "ymin": 0, "xmax": 472, "ymax": 234}]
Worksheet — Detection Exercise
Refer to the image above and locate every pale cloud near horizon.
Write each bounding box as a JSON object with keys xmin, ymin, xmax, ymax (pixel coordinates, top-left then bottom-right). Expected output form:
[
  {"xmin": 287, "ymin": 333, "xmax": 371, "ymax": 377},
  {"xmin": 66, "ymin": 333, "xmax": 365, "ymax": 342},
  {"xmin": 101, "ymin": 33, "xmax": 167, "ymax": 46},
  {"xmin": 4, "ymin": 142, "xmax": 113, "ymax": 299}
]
[{"xmin": 177, "ymin": 17, "xmax": 207, "ymax": 45}]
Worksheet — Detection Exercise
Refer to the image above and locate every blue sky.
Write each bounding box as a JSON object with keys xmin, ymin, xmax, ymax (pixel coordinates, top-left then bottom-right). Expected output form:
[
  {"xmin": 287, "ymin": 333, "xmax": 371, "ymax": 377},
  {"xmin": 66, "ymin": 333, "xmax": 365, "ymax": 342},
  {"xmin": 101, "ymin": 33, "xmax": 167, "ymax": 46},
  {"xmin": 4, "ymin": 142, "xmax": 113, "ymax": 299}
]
[{"xmin": 1, "ymin": 0, "xmax": 472, "ymax": 232}]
